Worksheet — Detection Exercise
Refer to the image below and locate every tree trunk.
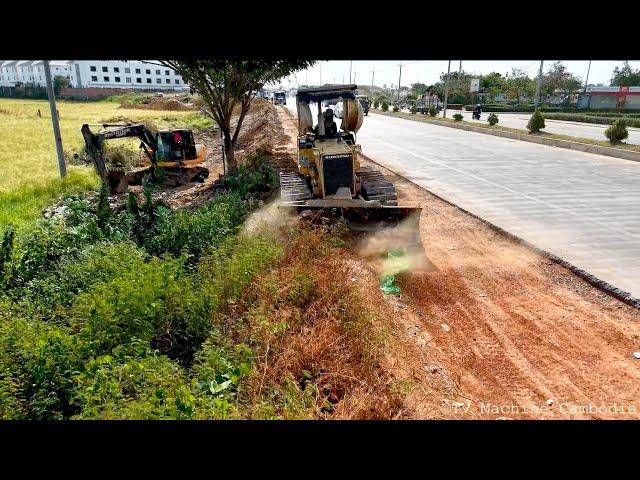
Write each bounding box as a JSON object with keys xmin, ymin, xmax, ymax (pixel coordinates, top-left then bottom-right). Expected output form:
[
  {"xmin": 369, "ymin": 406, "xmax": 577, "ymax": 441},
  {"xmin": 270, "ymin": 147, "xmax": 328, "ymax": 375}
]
[{"xmin": 222, "ymin": 127, "xmax": 236, "ymax": 174}]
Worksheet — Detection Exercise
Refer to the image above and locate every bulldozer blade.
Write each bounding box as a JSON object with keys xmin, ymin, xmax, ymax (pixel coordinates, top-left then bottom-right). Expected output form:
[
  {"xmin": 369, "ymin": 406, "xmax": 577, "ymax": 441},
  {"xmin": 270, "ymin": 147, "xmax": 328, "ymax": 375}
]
[{"xmin": 279, "ymin": 201, "xmax": 423, "ymax": 244}]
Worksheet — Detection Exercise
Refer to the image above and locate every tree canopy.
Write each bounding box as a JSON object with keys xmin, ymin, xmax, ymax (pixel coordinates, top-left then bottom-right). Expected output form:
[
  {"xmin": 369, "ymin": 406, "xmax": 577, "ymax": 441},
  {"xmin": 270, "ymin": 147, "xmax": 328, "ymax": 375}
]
[
  {"xmin": 611, "ymin": 61, "xmax": 640, "ymax": 87},
  {"xmin": 158, "ymin": 60, "xmax": 314, "ymax": 172}
]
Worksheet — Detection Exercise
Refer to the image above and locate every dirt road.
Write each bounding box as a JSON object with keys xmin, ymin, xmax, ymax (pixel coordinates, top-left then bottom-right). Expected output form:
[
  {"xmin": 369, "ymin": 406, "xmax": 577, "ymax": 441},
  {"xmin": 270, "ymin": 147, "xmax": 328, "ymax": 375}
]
[{"xmin": 274, "ymin": 106, "xmax": 640, "ymax": 419}]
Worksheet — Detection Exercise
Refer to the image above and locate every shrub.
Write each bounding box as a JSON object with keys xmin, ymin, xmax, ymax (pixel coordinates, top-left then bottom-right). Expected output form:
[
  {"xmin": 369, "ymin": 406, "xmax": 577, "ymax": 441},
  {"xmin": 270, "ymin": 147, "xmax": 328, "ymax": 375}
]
[
  {"xmin": 372, "ymin": 101, "xmax": 379, "ymax": 109},
  {"xmin": 544, "ymin": 113, "xmax": 640, "ymax": 128},
  {"xmin": 410, "ymin": 105, "xmax": 417, "ymax": 114},
  {"xmin": 381, "ymin": 101, "xmax": 389, "ymax": 112},
  {"xmin": 527, "ymin": 110, "xmax": 545, "ymax": 133},
  {"xmin": 428, "ymin": 106, "xmax": 437, "ymax": 117},
  {"xmin": 605, "ymin": 119, "xmax": 629, "ymax": 143},
  {"xmin": 487, "ymin": 113, "xmax": 499, "ymax": 126},
  {"xmin": 145, "ymin": 193, "xmax": 246, "ymax": 260},
  {"xmin": 392, "ymin": 105, "xmax": 399, "ymax": 112},
  {"xmin": 453, "ymin": 113, "xmax": 463, "ymax": 121}
]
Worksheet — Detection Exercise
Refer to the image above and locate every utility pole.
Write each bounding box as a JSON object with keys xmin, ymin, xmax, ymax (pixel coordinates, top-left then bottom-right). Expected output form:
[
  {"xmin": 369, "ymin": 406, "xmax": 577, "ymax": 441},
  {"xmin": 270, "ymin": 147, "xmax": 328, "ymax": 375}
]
[
  {"xmin": 443, "ymin": 60, "xmax": 451, "ymax": 118},
  {"xmin": 397, "ymin": 63, "xmax": 403, "ymax": 103},
  {"xmin": 370, "ymin": 66, "xmax": 378, "ymax": 88},
  {"xmin": 43, "ymin": 60, "xmax": 66, "ymax": 178},
  {"xmin": 319, "ymin": 62, "xmax": 322, "ymax": 85},
  {"xmin": 583, "ymin": 59, "xmax": 592, "ymax": 93},
  {"xmin": 353, "ymin": 71, "xmax": 357, "ymax": 83},
  {"xmin": 534, "ymin": 60, "xmax": 544, "ymax": 108},
  {"xmin": 349, "ymin": 60, "xmax": 353, "ymax": 84}
]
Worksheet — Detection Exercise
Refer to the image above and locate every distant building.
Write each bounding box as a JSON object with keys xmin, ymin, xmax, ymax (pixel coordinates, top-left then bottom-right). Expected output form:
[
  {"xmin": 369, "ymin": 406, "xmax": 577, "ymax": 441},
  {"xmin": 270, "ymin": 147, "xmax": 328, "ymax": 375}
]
[
  {"xmin": 0, "ymin": 60, "xmax": 71, "ymax": 87},
  {"xmin": 582, "ymin": 86, "xmax": 640, "ymax": 110},
  {"xmin": 0, "ymin": 60, "xmax": 187, "ymax": 91}
]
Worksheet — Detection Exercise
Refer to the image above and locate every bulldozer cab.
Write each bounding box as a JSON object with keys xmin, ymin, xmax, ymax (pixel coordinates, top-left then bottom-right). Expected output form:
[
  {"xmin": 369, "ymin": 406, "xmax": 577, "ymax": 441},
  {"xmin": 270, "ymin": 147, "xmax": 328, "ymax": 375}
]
[{"xmin": 294, "ymin": 84, "xmax": 364, "ymax": 199}]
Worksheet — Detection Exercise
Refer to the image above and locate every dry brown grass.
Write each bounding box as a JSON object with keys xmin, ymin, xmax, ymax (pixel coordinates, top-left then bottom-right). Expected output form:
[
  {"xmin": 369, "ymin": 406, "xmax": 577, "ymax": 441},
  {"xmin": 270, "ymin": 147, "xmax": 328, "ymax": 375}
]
[{"xmin": 239, "ymin": 226, "xmax": 403, "ymax": 419}]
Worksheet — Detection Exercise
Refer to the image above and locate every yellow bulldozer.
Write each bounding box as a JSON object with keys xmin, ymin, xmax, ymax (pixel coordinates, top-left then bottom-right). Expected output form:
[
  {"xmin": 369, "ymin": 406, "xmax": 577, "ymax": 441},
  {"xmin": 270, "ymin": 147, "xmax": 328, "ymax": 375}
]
[{"xmin": 280, "ymin": 84, "xmax": 421, "ymax": 236}]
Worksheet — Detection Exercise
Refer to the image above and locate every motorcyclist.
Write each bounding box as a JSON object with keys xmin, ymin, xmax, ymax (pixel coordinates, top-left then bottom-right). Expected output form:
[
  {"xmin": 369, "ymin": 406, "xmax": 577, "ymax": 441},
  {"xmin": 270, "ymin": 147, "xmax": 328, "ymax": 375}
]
[{"xmin": 473, "ymin": 103, "xmax": 482, "ymax": 119}]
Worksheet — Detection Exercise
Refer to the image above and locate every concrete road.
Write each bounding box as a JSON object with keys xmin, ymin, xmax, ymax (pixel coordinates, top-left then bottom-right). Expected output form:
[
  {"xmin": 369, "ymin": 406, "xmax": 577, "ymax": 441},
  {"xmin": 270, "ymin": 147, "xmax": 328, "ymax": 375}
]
[
  {"xmin": 430, "ymin": 110, "xmax": 640, "ymax": 145},
  {"xmin": 284, "ymin": 97, "xmax": 640, "ymax": 299}
]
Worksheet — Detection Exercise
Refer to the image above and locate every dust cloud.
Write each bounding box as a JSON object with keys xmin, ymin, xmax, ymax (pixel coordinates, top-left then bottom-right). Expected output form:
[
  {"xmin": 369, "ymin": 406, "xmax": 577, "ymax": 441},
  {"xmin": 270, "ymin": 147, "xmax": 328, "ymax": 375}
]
[
  {"xmin": 240, "ymin": 199, "xmax": 297, "ymax": 238},
  {"xmin": 355, "ymin": 216, "xmax": 436, "ymax": 275}
]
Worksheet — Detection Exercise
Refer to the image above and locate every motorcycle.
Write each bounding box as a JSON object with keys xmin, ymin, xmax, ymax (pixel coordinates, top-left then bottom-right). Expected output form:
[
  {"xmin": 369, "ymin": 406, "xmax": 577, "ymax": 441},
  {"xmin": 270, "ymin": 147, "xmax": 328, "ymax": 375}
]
[{"xmin": 472, "ymin": 110, "xmax": 481, "ymax": 120}]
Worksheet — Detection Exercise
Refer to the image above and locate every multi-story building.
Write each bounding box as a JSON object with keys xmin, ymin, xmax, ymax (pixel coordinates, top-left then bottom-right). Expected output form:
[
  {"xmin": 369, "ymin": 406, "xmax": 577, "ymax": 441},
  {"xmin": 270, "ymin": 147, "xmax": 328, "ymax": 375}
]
[
  {"xmin": 0, "ymin": 60, "xmax": 186, "ymax": 91},
  {"xmin": 0, "ymin": 60, "xmax": 72, "ymax": 87}
]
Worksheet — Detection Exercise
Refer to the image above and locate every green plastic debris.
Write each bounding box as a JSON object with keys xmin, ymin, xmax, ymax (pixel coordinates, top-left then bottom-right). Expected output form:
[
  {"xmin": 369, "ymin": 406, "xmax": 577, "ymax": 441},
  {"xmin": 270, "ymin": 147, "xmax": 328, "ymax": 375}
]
[
  {"xmin": 380, "ymin": 274, "xmax": 401, "ymax": 295},
  {"xmin": 380, "ymin": 248, "xmax": 410, "ymax": 295}
]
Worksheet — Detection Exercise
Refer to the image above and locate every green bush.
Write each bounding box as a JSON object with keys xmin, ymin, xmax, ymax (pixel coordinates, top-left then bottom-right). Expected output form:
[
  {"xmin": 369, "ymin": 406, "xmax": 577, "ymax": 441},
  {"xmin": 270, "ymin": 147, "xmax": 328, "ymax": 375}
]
[
  {"xmin": 453, "ymin": 113, "xmax": 463, "ymax": 121},
  {"xmin": 544, "ymin": 113, "xmax": 640, "ymax": 128},
  {"xmin": 392, "ymin": 105, "xmax": 400, "ymax": 112},
  {"xmin": 487, "ymin": 113, "xmax": 499, "ymax": 126},
  {"xmin": 410, "ymin": 105, "xmax": 417, "ymax": 114},
  {"xmin": 372, "ymin": 100, "xmax": 379, "ymax": 109},
  {"xmin": 428, "ymin": 106, "xmax": 437, "ymax": 117},
  {"xmin": 527, "ymin": 110, "xmax": 545, "ymax": 133},
  {"xmin": 145, "ymin": 193, "xmax": 246, "ymax": 260},
  {"xmin": 381, "ymin": 101, "xmax": 389, "ymax": 112},
  {"xmin": 605, "ymin": 119, "xmax": 629, "ymax": 143}
]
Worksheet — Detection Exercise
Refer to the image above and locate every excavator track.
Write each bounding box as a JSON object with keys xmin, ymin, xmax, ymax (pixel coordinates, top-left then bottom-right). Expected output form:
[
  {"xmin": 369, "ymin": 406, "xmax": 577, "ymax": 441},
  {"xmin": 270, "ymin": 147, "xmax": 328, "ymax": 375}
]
[{"xmin": 357, "ymin": 166, "xmax": 399, "ymax": 206}]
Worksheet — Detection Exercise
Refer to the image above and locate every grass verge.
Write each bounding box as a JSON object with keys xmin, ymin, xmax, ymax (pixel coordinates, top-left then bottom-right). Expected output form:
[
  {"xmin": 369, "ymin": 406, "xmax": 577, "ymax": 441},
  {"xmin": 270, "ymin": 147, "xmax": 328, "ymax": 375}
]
[{"xmin": 373, "ymin": 109, "xmax": 640, "ymax": 154}]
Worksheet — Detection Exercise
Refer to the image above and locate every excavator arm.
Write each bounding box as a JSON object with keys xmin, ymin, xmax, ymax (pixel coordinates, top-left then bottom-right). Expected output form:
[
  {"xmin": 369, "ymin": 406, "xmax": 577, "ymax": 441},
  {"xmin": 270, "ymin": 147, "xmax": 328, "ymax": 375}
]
[{"xmin": 81, "ymin": 123, "xmax": 158, "ymax": 182}]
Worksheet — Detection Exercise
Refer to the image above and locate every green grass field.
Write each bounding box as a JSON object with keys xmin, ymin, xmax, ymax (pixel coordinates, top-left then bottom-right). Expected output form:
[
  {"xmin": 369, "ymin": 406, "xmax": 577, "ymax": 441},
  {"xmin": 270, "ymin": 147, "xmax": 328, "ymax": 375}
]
[{"xmin": 0, "ymin": 98, "xmax": 209, "ymax": 230}]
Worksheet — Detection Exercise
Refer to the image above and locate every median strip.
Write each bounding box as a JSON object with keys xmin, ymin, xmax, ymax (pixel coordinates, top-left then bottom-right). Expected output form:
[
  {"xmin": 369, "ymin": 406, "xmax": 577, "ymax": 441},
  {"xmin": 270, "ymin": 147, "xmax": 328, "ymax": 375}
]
[{"xmin": 373, "ymin": 110, "xmax": 640, "ymax": 163}]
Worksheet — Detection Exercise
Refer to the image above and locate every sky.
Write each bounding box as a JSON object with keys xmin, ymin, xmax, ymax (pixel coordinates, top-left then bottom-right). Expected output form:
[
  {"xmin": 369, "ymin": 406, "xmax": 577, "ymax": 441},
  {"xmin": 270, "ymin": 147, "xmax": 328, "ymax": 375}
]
[{"xmin": 281, "ymin": 61, "xmax": 640, "ymax": 89}]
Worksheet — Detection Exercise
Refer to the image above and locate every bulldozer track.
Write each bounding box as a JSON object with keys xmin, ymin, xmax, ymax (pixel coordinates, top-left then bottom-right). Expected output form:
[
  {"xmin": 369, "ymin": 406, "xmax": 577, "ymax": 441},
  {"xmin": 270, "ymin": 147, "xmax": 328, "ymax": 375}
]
[
  {"xmin": 280, "ymin": 171, "xmax": 313, "ymax": 205},
  {"xmin": 357, "ymin": 166, "xmax": 399, "ymax": 206}
]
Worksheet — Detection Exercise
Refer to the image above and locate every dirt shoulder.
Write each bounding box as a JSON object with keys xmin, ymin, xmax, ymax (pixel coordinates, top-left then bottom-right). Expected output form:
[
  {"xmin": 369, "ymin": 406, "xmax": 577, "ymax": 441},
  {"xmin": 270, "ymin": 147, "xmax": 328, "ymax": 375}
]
[{"xmin": 275, "ymin": 107, "xmax": 640, "ymax": 419}]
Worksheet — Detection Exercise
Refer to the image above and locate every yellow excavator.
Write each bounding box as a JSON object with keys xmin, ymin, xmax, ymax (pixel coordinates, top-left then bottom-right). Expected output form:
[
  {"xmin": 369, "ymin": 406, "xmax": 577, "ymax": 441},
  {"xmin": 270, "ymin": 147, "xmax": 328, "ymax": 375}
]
[{"xmin": 280, "ymin": 84, "xmax": 421, "ymax": 236}]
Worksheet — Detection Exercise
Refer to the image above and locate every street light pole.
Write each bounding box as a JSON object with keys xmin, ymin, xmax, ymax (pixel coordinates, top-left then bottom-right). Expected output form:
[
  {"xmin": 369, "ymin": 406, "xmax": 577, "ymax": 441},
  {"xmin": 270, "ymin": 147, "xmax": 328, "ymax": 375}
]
[
  {"xmin": 443, "ymin": 60, "xmax": 451, "ymax": 118},
  {"xmin": 583, "ymin": 59, "xmax": 592, "ymax": 93},
  {"xmin": 349, "ymin": 60, "xmax": 353, "ymax": 84},
  {"xmin": 534, "ymin": 60, "xmax": 544, "ymax": 108},
  {"xmin": 43, "ymin": 60, "xmax": 66, "ymax": 179},
  {"xmin": 397, "ymin": 64, "xmax": 403, "ymax": 103}
]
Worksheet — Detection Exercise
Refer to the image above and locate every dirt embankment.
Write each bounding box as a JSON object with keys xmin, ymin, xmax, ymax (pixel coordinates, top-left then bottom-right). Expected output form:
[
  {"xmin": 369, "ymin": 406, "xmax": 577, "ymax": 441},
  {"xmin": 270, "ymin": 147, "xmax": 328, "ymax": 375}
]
[{"xmin": 273, "ymin": 106, "xmax": 640, "ymax": 420}]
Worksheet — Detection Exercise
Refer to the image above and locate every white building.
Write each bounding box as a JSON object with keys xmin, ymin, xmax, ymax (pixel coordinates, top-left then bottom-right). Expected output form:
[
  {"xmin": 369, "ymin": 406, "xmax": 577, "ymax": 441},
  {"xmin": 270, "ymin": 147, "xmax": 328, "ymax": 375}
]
[{"xmin": 0, "ymin": 60, "xmax": 186, "ymax": 90}]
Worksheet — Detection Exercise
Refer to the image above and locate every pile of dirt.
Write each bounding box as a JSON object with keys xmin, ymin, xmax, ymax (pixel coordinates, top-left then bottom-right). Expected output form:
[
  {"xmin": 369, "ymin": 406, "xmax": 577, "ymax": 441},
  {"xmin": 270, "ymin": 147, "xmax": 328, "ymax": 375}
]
[{"xmin": 119, "ymin": 97, "xmax": 197, "ymax": 111}]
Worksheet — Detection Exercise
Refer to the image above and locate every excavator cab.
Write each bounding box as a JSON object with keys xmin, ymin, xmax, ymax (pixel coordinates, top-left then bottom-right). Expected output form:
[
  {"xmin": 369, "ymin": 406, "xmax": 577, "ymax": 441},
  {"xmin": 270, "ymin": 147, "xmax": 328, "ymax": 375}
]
[{"xmin": 156, "ymin": 129, "xmax": 198, "ymax": 162}]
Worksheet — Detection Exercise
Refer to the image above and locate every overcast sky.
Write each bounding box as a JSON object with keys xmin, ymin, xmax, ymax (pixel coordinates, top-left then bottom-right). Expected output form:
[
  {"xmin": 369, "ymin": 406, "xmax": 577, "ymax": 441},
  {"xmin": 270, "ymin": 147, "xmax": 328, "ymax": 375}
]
[{"xmin": 281, "ymin": 61, "xmax": 640, "ymax": 89}]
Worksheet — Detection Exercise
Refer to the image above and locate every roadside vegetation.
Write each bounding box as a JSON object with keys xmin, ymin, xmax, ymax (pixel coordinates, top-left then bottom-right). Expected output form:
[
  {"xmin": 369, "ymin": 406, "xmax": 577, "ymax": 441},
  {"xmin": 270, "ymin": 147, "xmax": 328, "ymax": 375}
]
[{"xmin": 0, "ymin": 153, "xmax": 398, "ymax": 419}]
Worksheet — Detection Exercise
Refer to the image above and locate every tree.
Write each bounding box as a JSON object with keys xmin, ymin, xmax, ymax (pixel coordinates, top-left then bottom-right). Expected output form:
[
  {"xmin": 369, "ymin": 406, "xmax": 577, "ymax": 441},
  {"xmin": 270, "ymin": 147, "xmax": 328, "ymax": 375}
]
[
  {"xmin": 410, "ymin": 82, "xmax": 430, "ymax": 97},
  {"xmin": 480, "ymin": 72, "xmax": 505, "ymax": 101},
  {"xmin": 439, "ymin": 70, "xmax": 478, "ymax": 104},
  {"xmin": 159, "ymin": 60, "xmax": 313, "ymax": 173},
  {"xmin": 504, "ymin": 68, "xmax": 535, "ymax": 104},
  {"xmin": 542, "ymin": 61, "xmax": 581, "ymax": 97},
  {"xmin": 53, "ymin": 75, "xmax": 70, "ymax": 95},
  {"xmin": 611, "ymin": 61, "xmax": 640, "ymax": 87}
]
